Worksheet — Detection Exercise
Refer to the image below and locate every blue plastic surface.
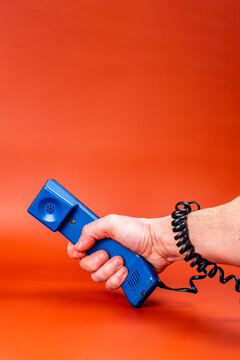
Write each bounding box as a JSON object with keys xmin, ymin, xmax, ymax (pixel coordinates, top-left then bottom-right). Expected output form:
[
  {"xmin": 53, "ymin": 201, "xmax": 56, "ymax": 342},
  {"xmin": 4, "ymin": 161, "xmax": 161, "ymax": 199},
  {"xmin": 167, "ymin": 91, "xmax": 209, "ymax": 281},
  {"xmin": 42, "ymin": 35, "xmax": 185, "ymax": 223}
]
[{"xmin": 28, "ymin": 179, "xmax": 160, "ymax": 307}]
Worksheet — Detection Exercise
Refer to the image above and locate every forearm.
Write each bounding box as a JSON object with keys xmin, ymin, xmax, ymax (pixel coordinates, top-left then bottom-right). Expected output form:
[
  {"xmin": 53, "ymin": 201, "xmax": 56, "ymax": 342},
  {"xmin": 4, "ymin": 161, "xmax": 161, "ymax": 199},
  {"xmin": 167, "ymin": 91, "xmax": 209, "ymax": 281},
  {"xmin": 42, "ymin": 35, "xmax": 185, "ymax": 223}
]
[
  {"xmin": 68, "ymin": 197, "xmax": 240, "ymax": 290},
  {"xmin": 151, "ymin": 196, "xmax": 240, "ymax": 267}
]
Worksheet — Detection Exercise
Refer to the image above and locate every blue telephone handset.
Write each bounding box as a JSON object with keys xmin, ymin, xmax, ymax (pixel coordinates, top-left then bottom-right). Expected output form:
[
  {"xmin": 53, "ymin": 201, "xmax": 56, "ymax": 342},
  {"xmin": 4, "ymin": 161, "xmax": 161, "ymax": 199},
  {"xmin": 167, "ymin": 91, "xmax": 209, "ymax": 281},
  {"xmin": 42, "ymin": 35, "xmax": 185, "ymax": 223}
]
[{"xmin": 28, "ymin": 180, "xmax": 160, "ymax": 307}]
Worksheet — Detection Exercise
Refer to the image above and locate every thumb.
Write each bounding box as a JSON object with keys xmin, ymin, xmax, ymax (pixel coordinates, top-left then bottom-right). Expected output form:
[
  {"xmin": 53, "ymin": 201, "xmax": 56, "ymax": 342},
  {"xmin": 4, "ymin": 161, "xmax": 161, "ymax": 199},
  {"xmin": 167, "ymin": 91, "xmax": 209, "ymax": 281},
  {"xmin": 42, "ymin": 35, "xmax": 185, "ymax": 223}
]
[{"xmin": 74, "ymin": 215, "xmax": 117, "ymax": 251}]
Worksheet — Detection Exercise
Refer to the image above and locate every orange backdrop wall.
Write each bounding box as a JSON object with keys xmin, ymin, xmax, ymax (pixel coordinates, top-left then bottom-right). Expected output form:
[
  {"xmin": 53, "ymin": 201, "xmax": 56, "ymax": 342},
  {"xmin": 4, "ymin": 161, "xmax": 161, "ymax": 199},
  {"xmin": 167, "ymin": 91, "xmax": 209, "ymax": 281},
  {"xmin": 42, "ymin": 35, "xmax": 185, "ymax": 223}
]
[{"xmin": 0, "ymin": 1, "xmax": 239, "ymax": 360}]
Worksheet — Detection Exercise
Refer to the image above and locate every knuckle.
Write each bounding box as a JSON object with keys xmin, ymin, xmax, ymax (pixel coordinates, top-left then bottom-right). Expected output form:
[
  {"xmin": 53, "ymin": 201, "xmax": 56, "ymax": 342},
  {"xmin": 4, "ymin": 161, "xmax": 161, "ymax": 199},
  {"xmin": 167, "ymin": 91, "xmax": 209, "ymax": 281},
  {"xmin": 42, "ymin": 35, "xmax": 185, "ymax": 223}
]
[
  {"xmin": 79, "ymin": 258, "xmax": 86, "ymax": 269},
  {"xmin": 91, "ymin": 272, "xmax": 101, "ymax": 282},
  {"xmin": 98, "ymin": 268, "xmax": 109, "ymax": 282},
  {"xmin": 96, "ymin": 250, "xmax": 108, "ymax": 263},
  {"xmin": 67, "ymin": 248, "xmax": 78, "ymax": 259},
  {"xmin": 79, "ymin": 257, "xmax": 91, "ymax": 271},
  {"xmin": 105, "ymin": 279, "xmax": 118, "ymax": 290},
  {"xmin": 104, "ymin": 264, "xmax": 127, "ymax": 289},
  {"xmin": 110, "ymin": 256, "xmax": 123, "ymax": 268},
  {"xmin": 107, "ymin": 214, "xmax": 117, "ymax": 223},
  {"xmin": 105, "ymin": 281, "xmax": 113, "ymax": 290},
  {"xmin": 121, "ymin": 266, "xmax": 128, "ymax": 277},
  {"xmin": 95, "ymin": 254, "xmax": 105, "ymax": 267},
  {"xmin": 81, "ymin": 252, "xmax": 106, "ymax": 272},
  {"xmin": 105, "ymin": 276, "xmax": 120, "ymax": 290}
]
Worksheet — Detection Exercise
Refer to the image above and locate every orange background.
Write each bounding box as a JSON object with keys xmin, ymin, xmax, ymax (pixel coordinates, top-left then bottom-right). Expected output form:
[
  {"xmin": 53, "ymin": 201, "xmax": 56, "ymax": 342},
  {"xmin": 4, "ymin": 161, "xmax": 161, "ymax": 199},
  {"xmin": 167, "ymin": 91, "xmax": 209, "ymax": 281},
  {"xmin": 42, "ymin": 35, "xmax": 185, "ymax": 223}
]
[{"xmin": 0, "ymin": 1, "xmax": 240, "ymax": 359}]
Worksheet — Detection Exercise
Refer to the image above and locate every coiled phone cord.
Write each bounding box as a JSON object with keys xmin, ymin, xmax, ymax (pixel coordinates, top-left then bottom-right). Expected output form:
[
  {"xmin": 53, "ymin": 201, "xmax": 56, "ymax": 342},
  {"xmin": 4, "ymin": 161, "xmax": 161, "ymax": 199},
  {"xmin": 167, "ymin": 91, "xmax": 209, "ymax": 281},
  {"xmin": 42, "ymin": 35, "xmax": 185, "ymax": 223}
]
[{"xmin": 158, "ymin": 201, "xmax": 240, "ymax": 293}]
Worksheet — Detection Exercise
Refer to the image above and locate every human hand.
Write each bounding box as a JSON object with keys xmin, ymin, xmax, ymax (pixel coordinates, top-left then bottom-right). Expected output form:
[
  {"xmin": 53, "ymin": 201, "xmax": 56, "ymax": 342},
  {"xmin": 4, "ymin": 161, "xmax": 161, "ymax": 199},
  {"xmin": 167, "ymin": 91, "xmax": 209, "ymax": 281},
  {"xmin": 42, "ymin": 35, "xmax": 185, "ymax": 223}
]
[{"xmin": 67, "ymin": 214, "xmax": 181, "ymax": 290}]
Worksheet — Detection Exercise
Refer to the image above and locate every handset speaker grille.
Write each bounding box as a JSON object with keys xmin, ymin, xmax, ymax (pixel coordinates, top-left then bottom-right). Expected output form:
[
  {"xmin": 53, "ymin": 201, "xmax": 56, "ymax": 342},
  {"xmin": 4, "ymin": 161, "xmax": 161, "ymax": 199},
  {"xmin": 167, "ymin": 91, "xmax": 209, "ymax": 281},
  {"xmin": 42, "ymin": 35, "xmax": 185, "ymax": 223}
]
[{"xmin": 127, "ymin": 270, "xmax": 143, "ymax": 294}]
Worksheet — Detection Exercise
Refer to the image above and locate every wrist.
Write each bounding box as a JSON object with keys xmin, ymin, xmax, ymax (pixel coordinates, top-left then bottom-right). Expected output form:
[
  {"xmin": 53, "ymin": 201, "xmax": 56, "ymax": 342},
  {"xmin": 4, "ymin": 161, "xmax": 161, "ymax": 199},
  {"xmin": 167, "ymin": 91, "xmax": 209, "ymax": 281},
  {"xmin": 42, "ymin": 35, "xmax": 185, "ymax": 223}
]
[{"xmin": 149, "ymin": 216, "xmax": 184, "ymax": 264}]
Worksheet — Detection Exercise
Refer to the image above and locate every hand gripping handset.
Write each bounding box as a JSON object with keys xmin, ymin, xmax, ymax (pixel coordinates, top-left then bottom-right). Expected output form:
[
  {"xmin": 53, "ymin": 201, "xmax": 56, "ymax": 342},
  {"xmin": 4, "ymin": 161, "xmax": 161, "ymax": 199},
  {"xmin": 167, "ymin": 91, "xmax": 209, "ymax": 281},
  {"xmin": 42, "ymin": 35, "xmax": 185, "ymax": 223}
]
[{"xmin": 28, "ymin": 179, "xmax": 160, "ymax": 307}]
